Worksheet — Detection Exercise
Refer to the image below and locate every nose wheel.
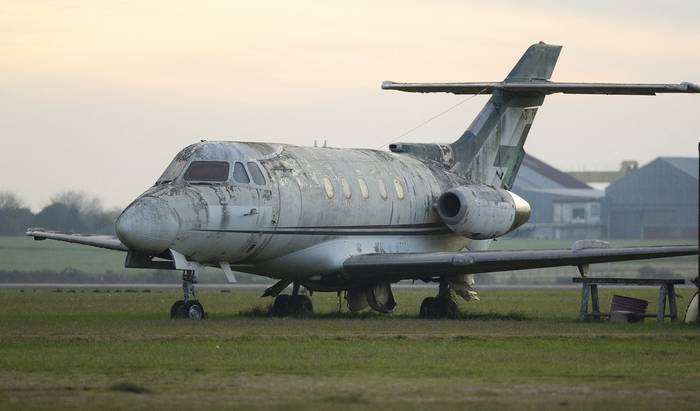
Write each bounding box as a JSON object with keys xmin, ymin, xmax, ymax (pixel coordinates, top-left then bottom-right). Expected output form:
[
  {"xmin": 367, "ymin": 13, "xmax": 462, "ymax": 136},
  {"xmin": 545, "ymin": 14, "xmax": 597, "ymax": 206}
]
[{"xmin": 170, "ymin": 270, "xmax": 206, "ymax": 320}]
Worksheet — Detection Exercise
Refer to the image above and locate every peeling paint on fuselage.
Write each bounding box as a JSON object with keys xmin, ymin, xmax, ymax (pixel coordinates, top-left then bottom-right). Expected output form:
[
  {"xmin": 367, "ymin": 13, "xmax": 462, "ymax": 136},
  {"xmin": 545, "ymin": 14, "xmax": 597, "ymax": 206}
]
[{"xmin": 130, "ymin": 141, "xmax": 471, "ymax": 283}]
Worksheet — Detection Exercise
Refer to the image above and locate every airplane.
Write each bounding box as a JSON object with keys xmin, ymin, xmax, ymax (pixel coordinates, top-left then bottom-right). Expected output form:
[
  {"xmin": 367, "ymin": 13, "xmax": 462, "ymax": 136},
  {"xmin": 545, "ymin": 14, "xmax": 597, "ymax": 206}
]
[{"xmin": 27, "ymin": 42, "xmax": 699, "ymax": 320}]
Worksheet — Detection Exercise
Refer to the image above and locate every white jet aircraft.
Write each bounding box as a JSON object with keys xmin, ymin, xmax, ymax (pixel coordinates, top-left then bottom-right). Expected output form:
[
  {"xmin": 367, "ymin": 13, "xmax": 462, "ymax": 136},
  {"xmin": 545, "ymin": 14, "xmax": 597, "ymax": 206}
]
[{"xmin": 27, "ymin": 43, "xmax": 699, "ymax": 319}]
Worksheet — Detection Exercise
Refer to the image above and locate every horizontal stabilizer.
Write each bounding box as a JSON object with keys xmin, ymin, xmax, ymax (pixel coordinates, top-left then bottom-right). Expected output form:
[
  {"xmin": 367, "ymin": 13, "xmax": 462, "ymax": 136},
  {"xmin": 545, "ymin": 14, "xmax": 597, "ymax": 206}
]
[{"xmin": 381, "ymin": 80, "xmax": 700, "ymax": 96}]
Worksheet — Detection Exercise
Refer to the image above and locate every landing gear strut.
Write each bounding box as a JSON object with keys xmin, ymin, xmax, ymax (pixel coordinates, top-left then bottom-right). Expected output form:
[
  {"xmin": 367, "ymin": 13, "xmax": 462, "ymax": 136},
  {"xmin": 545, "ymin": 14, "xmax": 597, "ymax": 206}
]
[
  {"xmin": 419, "ymin": 279, "xmax": 458, "ymax": 319},
  {"xmin": 170, "ymin": 269, "xmax": 205, "ymax": 320},
  {"xmin": 271, "ymin": 282, "xmax": 313, "ymax": 316}
]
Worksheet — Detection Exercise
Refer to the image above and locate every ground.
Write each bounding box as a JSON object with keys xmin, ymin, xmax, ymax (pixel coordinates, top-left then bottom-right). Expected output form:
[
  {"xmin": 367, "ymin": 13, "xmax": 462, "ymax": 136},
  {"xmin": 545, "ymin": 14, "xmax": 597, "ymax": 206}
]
[{"xmin": 0, "ymin": 287, "xmax": 698, "ymax": 410}]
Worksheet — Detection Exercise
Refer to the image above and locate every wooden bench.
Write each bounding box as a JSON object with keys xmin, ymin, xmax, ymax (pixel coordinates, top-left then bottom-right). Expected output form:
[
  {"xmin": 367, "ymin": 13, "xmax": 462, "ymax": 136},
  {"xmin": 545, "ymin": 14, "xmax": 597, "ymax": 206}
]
[{"xmin": 572, "ymin": 277, "xmax": 686, "ymax": 322}]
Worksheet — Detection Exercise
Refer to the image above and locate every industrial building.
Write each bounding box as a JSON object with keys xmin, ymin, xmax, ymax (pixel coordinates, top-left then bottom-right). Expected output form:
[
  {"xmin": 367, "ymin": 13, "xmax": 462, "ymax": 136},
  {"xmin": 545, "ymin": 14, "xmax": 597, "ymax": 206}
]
[
  {"xmin": 512, "ymin": 155, "xmax": 699, "ymax": 240},
  {"xmin": 512, "ymin": 155, "xmax": 605, "ymax": 240},
  {"xmin": 604, "ymin": 157, "xmax": 698, "ymax": 240}
]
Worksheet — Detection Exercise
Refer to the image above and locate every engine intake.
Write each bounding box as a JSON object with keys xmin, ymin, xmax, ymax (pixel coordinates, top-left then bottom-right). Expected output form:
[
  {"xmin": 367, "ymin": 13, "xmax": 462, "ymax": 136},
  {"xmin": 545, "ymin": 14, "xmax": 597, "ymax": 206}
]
[{"xmin": 436, "ymin": 185, "xmax": 530, "ymax": 239}]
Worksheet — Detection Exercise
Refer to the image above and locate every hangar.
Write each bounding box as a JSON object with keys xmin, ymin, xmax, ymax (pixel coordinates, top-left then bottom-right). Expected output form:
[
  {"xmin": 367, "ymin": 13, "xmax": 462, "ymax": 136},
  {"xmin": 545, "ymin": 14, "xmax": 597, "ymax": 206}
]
[
  {"xmin": 512, "ymin": 155, "xmax": 605, "ymax": 240},
  {"xmin": 604, "ymin": 157, "xmax": 699, "ymax": 240}
]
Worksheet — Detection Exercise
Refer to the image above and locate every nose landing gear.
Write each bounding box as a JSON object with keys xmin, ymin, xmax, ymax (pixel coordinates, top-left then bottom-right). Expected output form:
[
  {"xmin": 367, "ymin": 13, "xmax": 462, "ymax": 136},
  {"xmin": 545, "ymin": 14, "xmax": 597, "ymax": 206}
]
[{"xmin": 170, "ymin": 269, "xmax": 206, "ymax": 320}]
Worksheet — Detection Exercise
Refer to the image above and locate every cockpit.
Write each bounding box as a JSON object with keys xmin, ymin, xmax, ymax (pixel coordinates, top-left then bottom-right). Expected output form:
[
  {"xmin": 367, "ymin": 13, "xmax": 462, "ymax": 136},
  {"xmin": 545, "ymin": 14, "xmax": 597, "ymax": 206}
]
[{"xmin": 154, "ymin": 143, "xmax": 268, "ymax": 187}]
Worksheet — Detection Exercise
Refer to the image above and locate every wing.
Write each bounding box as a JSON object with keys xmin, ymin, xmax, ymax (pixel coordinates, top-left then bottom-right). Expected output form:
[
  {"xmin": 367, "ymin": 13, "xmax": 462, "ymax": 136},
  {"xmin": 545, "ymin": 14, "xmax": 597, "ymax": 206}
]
[
  {"xmin": 381, "ymin": 81, "xmax": 700, "ymax": 95},
  {"xmin": 342, "ymin": 245, "xmax": 698, "ymax": 281},
  {"xmin": 26, "ymin": 229, "xmax": 128, "ymax": 252}
]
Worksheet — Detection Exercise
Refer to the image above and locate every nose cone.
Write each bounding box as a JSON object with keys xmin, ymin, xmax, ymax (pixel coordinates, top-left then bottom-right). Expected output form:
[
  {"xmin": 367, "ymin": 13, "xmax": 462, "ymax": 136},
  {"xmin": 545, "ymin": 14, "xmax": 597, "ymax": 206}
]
[{"xmin": 116, "ymin": 197, "xmax": 179, "ymax": 254}]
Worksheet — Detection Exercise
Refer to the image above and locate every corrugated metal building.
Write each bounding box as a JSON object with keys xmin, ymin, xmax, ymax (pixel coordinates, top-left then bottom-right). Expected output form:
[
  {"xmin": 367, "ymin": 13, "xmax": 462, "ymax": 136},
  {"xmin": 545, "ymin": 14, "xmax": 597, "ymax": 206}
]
[
  {"xmin": 604, "ymin": 157, "xmax": 698, "ymax": 239},
  {"xmin": 512, "ymin": 155, "xmax": 605, "ymax": 239}
]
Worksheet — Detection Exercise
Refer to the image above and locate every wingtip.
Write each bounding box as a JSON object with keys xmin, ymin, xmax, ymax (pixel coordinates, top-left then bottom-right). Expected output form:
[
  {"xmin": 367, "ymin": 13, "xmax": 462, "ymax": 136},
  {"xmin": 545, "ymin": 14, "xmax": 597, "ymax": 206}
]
[
  {"xmin": 682, "ymin": 82, "xmax": 700, "ymax": 93},
  {"xmin": 381, "ymin": 80, "xmax": 395, "ymax": 90}
]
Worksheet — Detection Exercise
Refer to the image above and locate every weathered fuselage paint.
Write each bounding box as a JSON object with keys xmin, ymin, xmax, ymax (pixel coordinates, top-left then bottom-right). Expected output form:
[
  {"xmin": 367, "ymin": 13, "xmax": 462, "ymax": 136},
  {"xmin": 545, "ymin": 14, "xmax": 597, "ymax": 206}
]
[{"xmin": 129, "ymin": 141, "xmax": 471, "ymax": 284}]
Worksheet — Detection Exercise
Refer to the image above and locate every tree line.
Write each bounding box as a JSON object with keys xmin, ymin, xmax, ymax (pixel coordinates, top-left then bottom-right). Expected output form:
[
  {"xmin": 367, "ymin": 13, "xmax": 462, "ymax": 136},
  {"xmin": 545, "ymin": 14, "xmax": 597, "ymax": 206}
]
[{"xmin": 0, "ymin": 191, "xmax": 120, "ymax": 235}]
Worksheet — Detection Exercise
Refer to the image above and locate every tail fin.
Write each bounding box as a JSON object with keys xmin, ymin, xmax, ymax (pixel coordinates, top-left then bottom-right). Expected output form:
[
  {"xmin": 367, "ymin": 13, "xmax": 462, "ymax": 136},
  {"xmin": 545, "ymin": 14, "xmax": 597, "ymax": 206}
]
[
  {"xmin": 505, "ymin": 42, "xmax": 561, "ymax": 82},
  {"xmin": 450, "ymin": 43, "xmax": 561, "ymax": 188},
  {"xmin": 382, "ymin": 42, "xmax": 697, "ymax": 187}
]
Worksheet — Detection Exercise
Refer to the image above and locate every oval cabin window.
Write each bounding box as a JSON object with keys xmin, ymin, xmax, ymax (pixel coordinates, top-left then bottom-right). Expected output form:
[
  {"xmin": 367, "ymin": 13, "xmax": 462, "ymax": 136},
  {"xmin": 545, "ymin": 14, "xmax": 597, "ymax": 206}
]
[
  {"xmin": 377, "ymin": 179, "xmax": 388, "ymax": 200},
  {"xmin": 322, "ymin": 177, "xmax": 334, "ymax": 199},
  {"xmin": 340, "ymin": 178, "xmax": 352, "ymax": 199},
  {"xmin": 358, "ymin": 177, "xmax": 369, "ymax": 199},
  {"xmin": 393, "ymin": 178, "xmax": 405, "ymax": 200}
]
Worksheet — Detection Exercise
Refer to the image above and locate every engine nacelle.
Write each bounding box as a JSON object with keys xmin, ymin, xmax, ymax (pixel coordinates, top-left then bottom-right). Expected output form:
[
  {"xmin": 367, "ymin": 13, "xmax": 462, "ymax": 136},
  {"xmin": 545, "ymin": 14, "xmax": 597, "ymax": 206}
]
[{"xmin": 435, "ymin": 185, "xmax": 531, "ymax": 239}]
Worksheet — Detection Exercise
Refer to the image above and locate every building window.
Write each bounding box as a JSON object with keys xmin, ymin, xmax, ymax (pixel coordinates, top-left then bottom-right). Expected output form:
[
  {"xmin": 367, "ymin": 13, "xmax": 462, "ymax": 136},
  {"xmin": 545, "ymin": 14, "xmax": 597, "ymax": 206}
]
[
  {"xmin": 340, "ymin": 177, "xmax": 352, "ymax": 199},
  {"xmin": 377, "ymin": 179, "xmax": 388, "ymax": 200},
  {"xmin": 572, "ymin": 208, "xmax": 585, "ymax": 220},
  {"xmin": 233, "ymin": 162, "xmax": 250, "ymax": 184},
  {"xmin": 393, "ymin": 178, "xmax": 405, "ymax": 200},
  {"xmin": 590, "ymin": 203, "xmax": 600, "ymax": 219},
  {"xmin": 322, "ymin": 177, "xmax": 334, "ymax": 199},
  {"xmin": 358, "ymin": 177, "xmax": 369, "ymax": 199}
]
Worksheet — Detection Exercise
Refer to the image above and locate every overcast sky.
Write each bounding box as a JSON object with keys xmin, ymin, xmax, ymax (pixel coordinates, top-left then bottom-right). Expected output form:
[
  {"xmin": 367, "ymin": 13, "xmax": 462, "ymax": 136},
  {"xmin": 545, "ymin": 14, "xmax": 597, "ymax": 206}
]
[{"xmin": 1, "ymin": 0, "xmax": 699, "ymax": 211}]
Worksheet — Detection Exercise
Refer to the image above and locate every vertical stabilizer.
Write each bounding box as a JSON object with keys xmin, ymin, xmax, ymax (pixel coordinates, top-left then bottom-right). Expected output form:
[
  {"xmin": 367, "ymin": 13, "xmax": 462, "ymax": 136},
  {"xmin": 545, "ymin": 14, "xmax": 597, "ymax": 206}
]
[{"xmin": 450, "ymin": 43, "xmax": 562, "ymax": 188}]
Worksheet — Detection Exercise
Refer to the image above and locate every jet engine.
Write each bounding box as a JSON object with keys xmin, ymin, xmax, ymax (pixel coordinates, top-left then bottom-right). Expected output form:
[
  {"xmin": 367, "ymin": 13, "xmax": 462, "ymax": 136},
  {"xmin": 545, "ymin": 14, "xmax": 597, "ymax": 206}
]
[{"xmin": 435, "ymin": 185, "xmax": 531, "ymax": 239}]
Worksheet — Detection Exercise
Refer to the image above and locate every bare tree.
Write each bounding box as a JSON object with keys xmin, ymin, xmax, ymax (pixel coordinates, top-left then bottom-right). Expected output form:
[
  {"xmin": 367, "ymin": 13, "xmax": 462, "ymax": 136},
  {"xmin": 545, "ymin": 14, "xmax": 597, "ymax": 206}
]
[
  {"xmin": 0, "ymin": 191, "xmax": 24, "ymax": 210},
  {"xmin": 50, "ymin": 191, "xmax": 103, "ymax": 214}
]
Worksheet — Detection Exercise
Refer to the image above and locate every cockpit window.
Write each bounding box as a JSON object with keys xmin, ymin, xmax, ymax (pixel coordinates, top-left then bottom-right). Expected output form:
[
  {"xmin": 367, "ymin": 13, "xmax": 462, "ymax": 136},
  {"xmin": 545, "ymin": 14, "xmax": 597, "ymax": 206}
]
[
  {"xmin": 156, "ymin": 158, "xmax": 187, "ymax": 185},
  {"xmin": 233, "ymin": 162, "xmax": 250, "ymax": 184},
  {"xmin": 183, "ymin": 161, "xmax": 230, "ymax": 182},
  {"xmin": 247, "ymin": 162, "xmax": 266, "ymax": 185}
]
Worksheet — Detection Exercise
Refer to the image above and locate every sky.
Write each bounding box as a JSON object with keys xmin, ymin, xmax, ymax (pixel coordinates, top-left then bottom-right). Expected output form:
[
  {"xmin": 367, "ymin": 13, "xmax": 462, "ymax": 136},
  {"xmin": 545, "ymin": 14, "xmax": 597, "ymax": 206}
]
[{"xmin": 1, "ymin": 0, "xmax": 699, "ymax": 211}]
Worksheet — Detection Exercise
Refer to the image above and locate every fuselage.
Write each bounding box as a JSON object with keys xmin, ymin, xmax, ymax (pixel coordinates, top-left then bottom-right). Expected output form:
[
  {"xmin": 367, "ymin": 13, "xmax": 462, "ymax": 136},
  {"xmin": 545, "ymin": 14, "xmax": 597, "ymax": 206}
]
[{"xmin": 115, "ymin": 141, "xmax": 472, "ymax": 284}]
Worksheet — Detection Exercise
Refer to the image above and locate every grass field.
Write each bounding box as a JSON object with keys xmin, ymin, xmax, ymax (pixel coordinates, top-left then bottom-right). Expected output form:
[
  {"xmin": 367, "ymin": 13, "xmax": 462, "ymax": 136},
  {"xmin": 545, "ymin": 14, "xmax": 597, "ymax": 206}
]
[{"xmin": 1, "ymin": 288, "xmax": 699, "ymax": 410}]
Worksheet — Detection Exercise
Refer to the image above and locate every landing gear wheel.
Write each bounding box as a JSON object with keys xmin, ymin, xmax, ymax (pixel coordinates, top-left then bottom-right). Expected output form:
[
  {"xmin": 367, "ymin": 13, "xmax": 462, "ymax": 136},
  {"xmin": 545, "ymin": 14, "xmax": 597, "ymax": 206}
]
[
  {"xmin": 170, "ymin": 300, "xmax": 187, "ymax": 319},
  {"xmin": 185, "ymin": 300, "xmax": 205, "ymax": 320},
  {"xmin": 271, "ymin": 294, "xmax": 292, "ymax": 316},
  {"xmin": 420, "ymin": 297, "xmax": 437, "ymax": 318},
  {"xmin": 290, "ymin": 295, "xmax": 313, "ymax": 315},
  {"xmin": 434, "ymin": 298, "xmax": 458, "ymax": 318},
  {"xmin": 419, "ymin": 297, "xmax": 458, "ymax": 318},
  {"xmin": 271, "ymin": 294, "xmax": 313, "ymax": 316}
]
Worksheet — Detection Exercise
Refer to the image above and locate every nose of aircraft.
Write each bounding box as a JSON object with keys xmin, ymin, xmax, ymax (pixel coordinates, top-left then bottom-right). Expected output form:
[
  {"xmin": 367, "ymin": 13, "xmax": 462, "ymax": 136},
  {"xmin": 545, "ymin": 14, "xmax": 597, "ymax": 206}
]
[{"xmin": 116, "ymin": 196, "xmax": 180, "ymax": 254}]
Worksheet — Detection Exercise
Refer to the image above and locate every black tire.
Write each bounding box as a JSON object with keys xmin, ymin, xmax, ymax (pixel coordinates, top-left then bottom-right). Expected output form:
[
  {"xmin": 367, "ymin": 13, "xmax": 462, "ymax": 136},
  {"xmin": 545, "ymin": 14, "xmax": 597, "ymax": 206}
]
[
  {"xmin": 290, "ymin": 295, "xmax": 314, "ymax": 315},
  {"xmin": 419, "ymin": 297, "xmax": 437, "ymax": 318},
  {"xmin": 271, "ymin": 294, "xmax": 292, "ymax": 317},
  {"xmin": 434, "ymin": 297, "xmax": 458, "ymax": 318},
  {"xmin": 170, "ymin": 300, "xmax": 187, "ymax": 319},
  {"xmin": 185, "ymin": 300, "xmax": 205, "ymax": 320}
]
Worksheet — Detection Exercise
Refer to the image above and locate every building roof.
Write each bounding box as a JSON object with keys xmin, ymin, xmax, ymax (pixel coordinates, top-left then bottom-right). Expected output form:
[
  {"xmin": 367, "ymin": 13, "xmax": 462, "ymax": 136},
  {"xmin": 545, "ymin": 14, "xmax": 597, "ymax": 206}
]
[
  {"xmin": 514, "ymin": 154, "xmax": 591, "ymax": 190},
  {"xmin": 659, "ymin": 157, "xmax": 698, "ymax": 180}
]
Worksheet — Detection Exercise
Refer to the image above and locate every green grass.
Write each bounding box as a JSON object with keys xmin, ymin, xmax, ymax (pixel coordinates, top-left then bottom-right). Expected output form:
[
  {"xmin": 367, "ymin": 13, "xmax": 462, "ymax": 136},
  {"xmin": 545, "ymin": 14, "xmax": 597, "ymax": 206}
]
[{"xmin": 0, "ymin": 288, "xmax": 699, "ymax": 410}]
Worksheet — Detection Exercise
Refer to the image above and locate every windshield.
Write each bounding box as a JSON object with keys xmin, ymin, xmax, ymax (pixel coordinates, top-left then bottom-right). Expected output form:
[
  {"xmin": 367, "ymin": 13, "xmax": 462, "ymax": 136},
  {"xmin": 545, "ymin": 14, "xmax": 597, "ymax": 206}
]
[
  {"xmin": 156, "ymin": 158, "xmax": 187, "ymax": 185},
  {"xmin": 183, "ymin": 161, "xmax": 230, "ymax": 182}
]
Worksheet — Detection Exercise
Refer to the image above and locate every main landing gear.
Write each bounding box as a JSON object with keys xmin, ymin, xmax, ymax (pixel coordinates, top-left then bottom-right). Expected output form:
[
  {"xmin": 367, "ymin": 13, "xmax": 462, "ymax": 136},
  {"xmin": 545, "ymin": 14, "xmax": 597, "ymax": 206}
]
[
  {"xmin": 268, "ymin": 282, "xmax": 314, "ymax": 317},
  {"xmin": 170, "ymin": 270, "xmax": 206, "ymax": 320},
  {"xmin": 419, "ymin": 279, "xmax": 458, "ymax": 319}
]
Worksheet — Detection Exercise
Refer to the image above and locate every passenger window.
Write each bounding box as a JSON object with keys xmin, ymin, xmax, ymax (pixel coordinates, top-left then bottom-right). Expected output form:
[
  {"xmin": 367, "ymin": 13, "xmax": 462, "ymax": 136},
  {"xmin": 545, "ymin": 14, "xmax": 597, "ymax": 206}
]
[
  {"xmin": 358, "ymin": 177, "xmax": 369, "ymax": 199},
  {"xmin": 233, "ymin": 162, "xmax": 250, "ymax": 184},
  {"xmin": 322, "ymin": 177, "xmax": 334, "ymax": 199},
  {"xmin": 340, "ymin": 178, "xmax": 352, "ymax": 199},
  {"xmin": 247, "ymin": 162, "xmax": 266, "ymax": 185},
  {"xmin": 183, "ymin": 161, "xmax": 229, "ymax": 182},
  {"xmin": 377, "ymin": 179, "xmax": 388, "ymax": 200},
  {"xmin": 393, "ymin": 178, "xmax": 405, "ymax": 200}
]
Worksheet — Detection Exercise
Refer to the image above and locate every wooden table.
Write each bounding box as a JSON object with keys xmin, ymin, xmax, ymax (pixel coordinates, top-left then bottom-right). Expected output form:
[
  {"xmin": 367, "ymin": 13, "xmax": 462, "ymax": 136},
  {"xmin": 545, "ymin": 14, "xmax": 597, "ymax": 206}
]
[{"xmin": 572, "ymin": 277, "xmax": 686, "ymax": 322}]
